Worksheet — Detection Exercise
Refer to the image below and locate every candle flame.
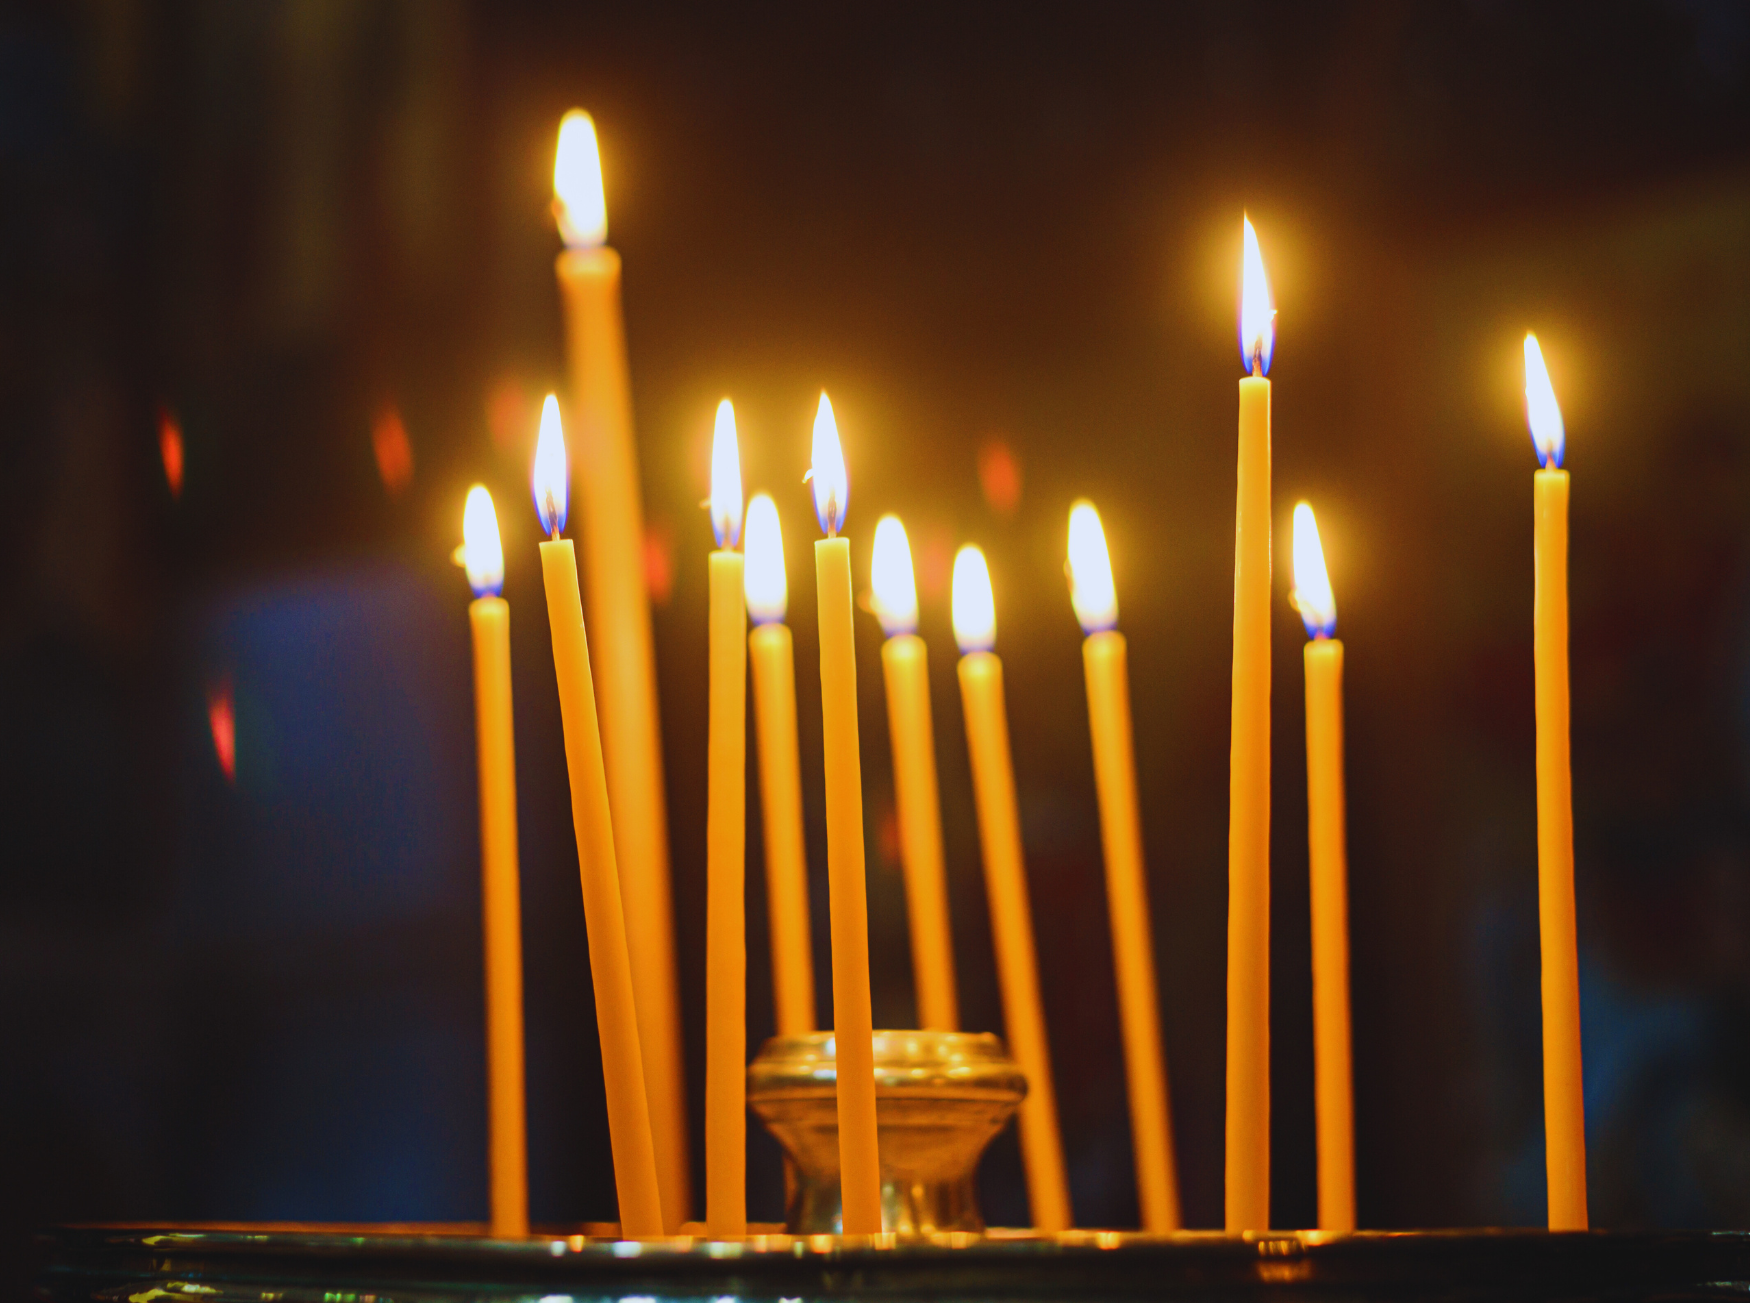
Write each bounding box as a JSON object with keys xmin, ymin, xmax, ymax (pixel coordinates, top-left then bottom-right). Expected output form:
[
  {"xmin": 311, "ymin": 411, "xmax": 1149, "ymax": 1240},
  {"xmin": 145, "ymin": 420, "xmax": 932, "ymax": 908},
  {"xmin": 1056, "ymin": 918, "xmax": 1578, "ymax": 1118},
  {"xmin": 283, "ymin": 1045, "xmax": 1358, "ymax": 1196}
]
[
  {"xmin": 743, "ymin": 492, "xmax": 787, "ymax": 624},
  {"xmin": 1066, "ymin": 500, "xmax": 1117, "ymax": 633},
  {"xmin": 1291, "ymin": 502, "xmax": 1336, "ymax": 639},
  {"xmin": 531, "ymin": 393, "xmax": 568, "ymax": 537},
  {"xmin": 951, "ymin": 544, "xmax": 996, "ymax": 654},
  {"xmin": 870, "ymin": 515, "xmax": 918, "ymax": 637},
  {"xmin": 1524, "ymin": 334, "xmax": 1565, "ymax": 469},
  {"xmin": 159, "ymin": 407, "xmax": 184, "ymax": 499},
  {"xmin": 463, "ymin": 485, "xmax": 505, "ymax": 597},
  {"xmin": 1240, "ymin": 215, "xmax": 1275, "ymax": 376},
  {"xmin": 710, "ymin": 398, "xmax": 743, "ymax": 548},
  {"xmin": 553, "ymin": 109, "xmax": 607, "ymax": 248},
  {"xmin": 809, "ymin": 391, "xmax": 849, "ymax": 535}
]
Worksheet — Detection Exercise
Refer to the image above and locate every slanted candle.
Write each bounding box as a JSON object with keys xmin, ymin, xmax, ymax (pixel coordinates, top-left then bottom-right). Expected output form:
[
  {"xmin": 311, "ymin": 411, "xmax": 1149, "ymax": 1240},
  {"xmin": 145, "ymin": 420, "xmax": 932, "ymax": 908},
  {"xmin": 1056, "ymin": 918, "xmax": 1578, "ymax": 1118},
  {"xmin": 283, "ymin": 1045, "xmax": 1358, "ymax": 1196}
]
[
  {"xmin": 462, "ymin": 486, "xmax": 529, "ymax": 1238},
  {"xmin": 872, "ymin": 515, "xmax": 958, "ymax": 1032},
  {"xmin": 705, "ymin": 400, "xmax": 747, "ymax": 1239},
  {"xmin": 1526, "ymin": 334, "xmax": 1587, "ymax": 1231},
  {"xmin": 1291, "ymin": 503, "xmax": 1353, "ymax": 1235},
  {"xmin": 531, "ymin": 396, "xmax": 664, "ymax": 1239},
  {"xmin": 953, "ymin": 545, "xmax": 1071, "ymax": 1231},
  {"xmin": 745, "ymin": 492, "xmax": 815, "ymax": 1037},
  {"xmin": 808, "ymin": 393, "xmax": 882, "ymax": 1235},
  {"xmin": 1067, "ymin": 502, "xmax": 1179, "ymax": 1232},
  {"xmin": 1228, "ymin": 215, "xmax": 1275, "ymax": 1233},
  {"xmin": 553, "ymin": 111, "xmax": 687, "ymax": 1226}
]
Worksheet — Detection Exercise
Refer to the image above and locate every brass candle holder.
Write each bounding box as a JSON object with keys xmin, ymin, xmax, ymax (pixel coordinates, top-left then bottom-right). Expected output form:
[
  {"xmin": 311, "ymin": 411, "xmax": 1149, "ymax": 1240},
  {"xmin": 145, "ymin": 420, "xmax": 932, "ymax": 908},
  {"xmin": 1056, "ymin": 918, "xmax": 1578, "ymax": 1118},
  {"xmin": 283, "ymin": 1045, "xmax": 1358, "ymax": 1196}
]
[{"xmin": 747, "ymin": 1029, "xmax": 1025, "ymax": 1234}]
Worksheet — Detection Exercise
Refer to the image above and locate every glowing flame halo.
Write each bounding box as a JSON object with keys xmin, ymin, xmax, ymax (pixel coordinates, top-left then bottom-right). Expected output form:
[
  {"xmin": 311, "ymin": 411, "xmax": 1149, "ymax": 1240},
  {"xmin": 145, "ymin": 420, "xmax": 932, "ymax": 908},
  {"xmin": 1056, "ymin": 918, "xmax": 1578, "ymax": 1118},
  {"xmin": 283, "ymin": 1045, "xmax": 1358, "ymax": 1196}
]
[
  {"xmin": 1524, "ymin": 333, "xmax": 1565, "ymax": 469},
  {"xmin": 952, "ymin": 545, "xmax": 996, "ymax": 654},
  {"xmin": 743, "ymin": 492, "xmax": 787, "ymax": 624},
  {"xmin": 531, "ymin": 394, "xmax": 568, "ymax": 537},
  {"xmin": 554, "ymin": 110, "xmax": 607, "ymax": 248},
  {"xmin": 870, "ymin": 515, "xmax": 919, "ymax": 637},
  {"xmin": 463, "ymin": 484, "xmax": 505, "ymax": 597},
  {"xmin": 1291, "ymin": 502, "xmax": 1336, "ymax": 639},
  {"xmin": 710, "ymin": 398, "xmax": 743, "ymax": 548},
  {"xmin": 809, "ymin": 392, "xmax": 849, "ymax": 535},
  {"xmin": 1066, "ymin": 500, "xmax": 1117, "ymax": 633},
  {"xmin": 1240, "ymin": 215, "xmax": 1275, "ymax": 376}
]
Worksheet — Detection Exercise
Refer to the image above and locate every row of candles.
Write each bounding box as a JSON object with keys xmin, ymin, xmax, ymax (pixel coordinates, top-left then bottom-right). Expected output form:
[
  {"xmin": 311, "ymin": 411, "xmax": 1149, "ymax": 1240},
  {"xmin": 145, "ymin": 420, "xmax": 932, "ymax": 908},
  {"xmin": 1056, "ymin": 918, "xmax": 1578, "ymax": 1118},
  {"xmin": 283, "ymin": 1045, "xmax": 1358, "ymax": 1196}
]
[{"xmin": 455, "ymin": 110, "xmax": 1587, "ymax": 1241}]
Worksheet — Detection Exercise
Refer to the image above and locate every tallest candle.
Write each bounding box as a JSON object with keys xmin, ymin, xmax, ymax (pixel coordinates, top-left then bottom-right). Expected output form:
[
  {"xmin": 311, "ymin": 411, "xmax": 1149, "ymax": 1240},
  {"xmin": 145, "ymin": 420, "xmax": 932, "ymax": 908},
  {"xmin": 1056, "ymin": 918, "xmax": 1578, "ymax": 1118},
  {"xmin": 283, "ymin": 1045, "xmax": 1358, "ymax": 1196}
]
[
  {"xmin": 553, "ymin": 110, "xmax": 687, "ymax": 1229},
  {"xmin": 1526, "ymin": 334, "xmax": 1587, "ymax": 1231},
  {"xmin": 1227, "ymin": 215, "xmax": 1274, "ymax": 1234}
]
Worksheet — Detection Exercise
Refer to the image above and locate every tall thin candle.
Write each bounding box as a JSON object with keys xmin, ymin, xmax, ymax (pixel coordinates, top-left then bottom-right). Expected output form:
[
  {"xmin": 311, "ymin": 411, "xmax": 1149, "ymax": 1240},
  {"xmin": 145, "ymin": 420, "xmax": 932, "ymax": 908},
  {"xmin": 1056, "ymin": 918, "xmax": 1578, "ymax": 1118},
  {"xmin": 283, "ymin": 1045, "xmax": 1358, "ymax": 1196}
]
[
  {"xmin": 1526, "ymin": 334, "xmax": 1587, "ymax": 1231},
  {"xmin": 809, "ymin": 393, "xmax": 883, "ymax": 1235},
  {"xmin": 554, "ymin": 111, "xmax": 687, "ymax": 1227},
  {"xmin": 1228, "ymin": 215, "xmax": 1274, "ymax": 1233},
  {"xmin": 1067, "ymin": 502, "xmax": 1179, "ymax": 1232},
  {"xmin": 462, "ymin": 486, "xmax": 528, "ymax": 1239}
]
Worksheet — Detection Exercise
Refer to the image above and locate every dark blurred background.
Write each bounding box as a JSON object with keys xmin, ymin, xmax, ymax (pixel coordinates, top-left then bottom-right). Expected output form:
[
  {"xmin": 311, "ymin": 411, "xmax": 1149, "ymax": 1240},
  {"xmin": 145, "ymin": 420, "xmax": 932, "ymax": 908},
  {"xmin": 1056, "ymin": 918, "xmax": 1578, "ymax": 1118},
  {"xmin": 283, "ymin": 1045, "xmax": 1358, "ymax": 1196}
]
[{"xmin": 5, "ymin": 0, "xmax": 1750, "ymax": 1284}]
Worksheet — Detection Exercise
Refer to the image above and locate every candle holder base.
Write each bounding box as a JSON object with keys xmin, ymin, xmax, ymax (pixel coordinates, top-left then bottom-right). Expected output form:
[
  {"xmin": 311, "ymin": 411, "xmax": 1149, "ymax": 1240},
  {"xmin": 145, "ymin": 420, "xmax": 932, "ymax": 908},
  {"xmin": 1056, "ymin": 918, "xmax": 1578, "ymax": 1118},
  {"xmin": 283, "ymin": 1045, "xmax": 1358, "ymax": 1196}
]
[{"xmin": 747, "ymin": 1029, "xmax": 1025, "ymax": 1234}]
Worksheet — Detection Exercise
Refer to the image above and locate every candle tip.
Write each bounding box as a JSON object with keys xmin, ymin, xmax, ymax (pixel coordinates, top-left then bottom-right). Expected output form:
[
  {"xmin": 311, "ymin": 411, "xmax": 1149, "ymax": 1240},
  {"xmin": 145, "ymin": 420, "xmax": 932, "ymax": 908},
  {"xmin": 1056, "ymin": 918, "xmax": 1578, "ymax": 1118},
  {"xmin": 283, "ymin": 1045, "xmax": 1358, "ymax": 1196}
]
[
  {"xmin": 531, "ymin": 393, "xmax": 569, "ymax": 536},
  {"xmin": 463, "ymin": 485, "xmax": 505, "ymax": 596},
  {"xmin": 1523, "ymin": 334, "xmax": 1566, "ymax": 469},
  {"xmin": 870, "ymin": 515, "xmax": 919, "ymax": 636},
  {"xmin": 1291, "ymin": 502, "xmax": 1336, "ymax": 639},
  {"xmin": 710, "ymin": 398, "xmax": 744, "ymax": 549},
  {"xmin": 1067, "ymin": 500, "xmax": 1118, "ymax": 633},
  {"xmin": 951, "ymin": 545, "xmax": 996, "ymax": 654},
  {"xmin": 744, "ymin": 493, "xmax": 788, "ymax": 623},
  {"xmin": 1240, "ymin": 215, "xmax": 1275, "ymax": 377},
  {"xmin": 554, "ymin": 109, "xmax": 607, "ymax": 248},
  {"xmin": 810, "ymin": 391, "xmax": 849, "ymax": 536}
]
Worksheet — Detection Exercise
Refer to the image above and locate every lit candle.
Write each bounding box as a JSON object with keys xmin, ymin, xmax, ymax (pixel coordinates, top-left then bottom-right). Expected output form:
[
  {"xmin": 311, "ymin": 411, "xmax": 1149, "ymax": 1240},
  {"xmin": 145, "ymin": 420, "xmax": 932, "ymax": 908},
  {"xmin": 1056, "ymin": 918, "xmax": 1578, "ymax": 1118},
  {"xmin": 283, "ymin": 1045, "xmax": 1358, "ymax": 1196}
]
[
  {"xmin": 1066, "ymin": 502, "xmax": 1179, "ymax": 1232},
  {"xmin": 705, "ymin": 401, "xmax": 747, "ymax": 1239},
  {"xmin": 462, "ymin": 486, "xmax": 529, "ymax": 1239},
  {"xmin": 554, "ymin": 110, "xmax": 687, "ymax": 1226},
  {"xmin": 871, "ymin": 515, "xmax": 959, "ymax": 1031},
  {"xmin": 953, "ymin": 545, "xmax": 1071, "ymax": 1232},
  {"xmin": 1228, "ymin": 215, "xmax": 1274, "ymax": 1234},
  {"xmin": 1525, "ymin": 334, "xmax": 1587, "ymax": 1231},
  {"xmin": 1291, "ymin": 503, "xmax": 1353, "ymax": 1235},
  {"xmin": 808, "ymin": 393, "xmax": 882, "ymax": 1235},
  {"xmin": 531, "ymin": 395, "xmax": 664, "ymax": 1240},
  {"xmin": 745, "ymin": 492, "xmax": 816, "ymax": 1036}
]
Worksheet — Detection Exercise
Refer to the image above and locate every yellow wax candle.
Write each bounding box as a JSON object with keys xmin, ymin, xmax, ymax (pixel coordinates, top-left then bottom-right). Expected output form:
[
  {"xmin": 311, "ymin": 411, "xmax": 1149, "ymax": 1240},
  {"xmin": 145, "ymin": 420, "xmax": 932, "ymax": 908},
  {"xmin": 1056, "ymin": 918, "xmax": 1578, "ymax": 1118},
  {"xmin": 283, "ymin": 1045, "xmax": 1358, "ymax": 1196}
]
[
  {"xmin": 1227, "ymin": 216, "xmax": 1275, "ymax": 1234},
  {"xmin": 705, "ymin": 401, "xmax": 747, "ymax": 1239},
  {"xmin": 554, "ymin": 110, "xmax": 687, "ymax": 1227},
  {"xmin": 744, "ymin": 493, "xmax": 816, "ymax": 1036},
  {"xmin": 809, "ymin": 394, "xmax": 882, "ymax": 1236},
  {"xmin": 871, "ymin": 516, "xmax": 959, "ymax": 1032},
  {"xmin": 1526, "ymin": 335, "xmax": 1587, "ymax": 1231},
  {"xmin": 1067, "ymin": 502, "xmax": 1180, "ymax": 1232},
  {"xmin": 462, "ymin": 486, "xmax": 529, "ymax": 1239},
  {"xmin": 1291, "ymin": 503, "xmax": 1354, "ymax": 1234},
  {"xmin": 530, "ymin": 399, "xmax": 664, "ymax": 1239},
  {"xmin": 953, "ymin": 545, "xmax": 1072, "ymax": 1232}
]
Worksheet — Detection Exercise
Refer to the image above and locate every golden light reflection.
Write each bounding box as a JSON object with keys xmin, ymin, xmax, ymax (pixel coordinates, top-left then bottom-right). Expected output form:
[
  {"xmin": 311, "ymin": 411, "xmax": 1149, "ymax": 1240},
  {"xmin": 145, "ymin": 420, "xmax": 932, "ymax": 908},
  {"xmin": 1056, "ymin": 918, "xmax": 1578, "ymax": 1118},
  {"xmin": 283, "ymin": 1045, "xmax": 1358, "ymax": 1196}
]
[
  {"xmin": 553, "ymin": 109, "xmax": 607, "ymax": 248},
  {"xmin": 870, "ymin": 515, "xmax": 918, "ymax": 637},
  {"xmin": 1066, "ymin": 500, "xmax": 1117, "ymax": 633},
  {"xmin": 1291, "ymin": 502, "xmax": 1336, "ymax": 639},
  {"xmin": 951, "ymin": 545, "xmax": 996, "ymax": 654},
  {"xmin": 809, "ymin": 391, "xmax": 849, "ymax": 536},
  {"xmin": 531, "ymin": 393, "xmax": 568, "ymax": 537},
  {"xmin": 710, "ymin": 399, "xmax": 743, "ymax": 548},
  {"xmin": 1240, "ymin": 215, "xmax": 1275, "ymax": 376},
  {"xmin": 463, "ymin": 484, "xmax": 505, "ymax": 597},
  {"xmin": 1524, "ymin": 333, "xmax": 1565, "ymax": 469},
  {"xmin": 743, "ymin": 492, "xmax": 786, "ymax": 624}
]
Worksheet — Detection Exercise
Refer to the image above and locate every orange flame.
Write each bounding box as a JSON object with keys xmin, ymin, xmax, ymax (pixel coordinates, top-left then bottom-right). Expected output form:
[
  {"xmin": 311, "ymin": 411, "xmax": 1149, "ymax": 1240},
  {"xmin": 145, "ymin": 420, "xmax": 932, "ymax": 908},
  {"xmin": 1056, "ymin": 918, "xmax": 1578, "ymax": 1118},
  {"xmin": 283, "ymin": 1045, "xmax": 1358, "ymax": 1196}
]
[
  {"xmin": 159, "ymin": 407, "xmax": 184, "ymax": 499},
  {"xmin": 372, "ymin": 405, "xmax": 414, "ymax": 497},
  {"xmin": 207, "ymin": 677, "xmax": 236, "ymax": 784}
]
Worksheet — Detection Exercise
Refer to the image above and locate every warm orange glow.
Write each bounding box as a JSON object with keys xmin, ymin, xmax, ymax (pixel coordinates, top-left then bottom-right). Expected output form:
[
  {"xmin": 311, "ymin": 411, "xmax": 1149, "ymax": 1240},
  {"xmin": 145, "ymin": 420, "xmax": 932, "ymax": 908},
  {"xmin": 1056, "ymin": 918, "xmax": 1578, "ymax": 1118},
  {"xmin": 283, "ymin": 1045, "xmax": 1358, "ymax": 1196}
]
[
  {"xmin": 1524, "ymin": 334, "xmax": 1566, "ymax": 469},
  {"xmin": 1066, "ymin": 500, "xmax": 1117, "ymax": 633},
  {"xmin": 159, "ymin": 407, "xmax": 184, "ymax": 499},
  {"xmin": 207, "ymin": 677, "xmax": 236, "ymax": 785},
  {"xmin": 710, "ymin": 399, "xmax": 743, "ymax": 548},
  {"xmin": 1240, "ymin": 215, "xmax": 1275, "ymax": 376},
  {"xmin": 870, "ymin": 515, "xmax": 918, "ymax": 636},
  {"xmin": 554, "ymin": 109, "xmax": 607, "ymax": 248},
  {"xmin": 978, "ymin": 439, "xmax": 1023, "ymax": 517},
  {"xmin": 463, "ymin": 485, "xmax": 505, "ymax": 597},
  {"xmin": 1291, "ymin": 502, "xmax": 1336, "ymax": 639},
  {"xmin": 743, "ymin": 492, "xmax": 786, "ymax": 624},
  {"xmin": 372, "ymin": 405, "xmax": 414, "ymax": 497},
  {"xmin": 952, "ymin": 545, "xmax": 996, "ymax": 654},
  {"xmin": 809, "ymin": 392, "xmax": 849, "ymax": 535},
  {"xmin": 531, "ymin": 393, "xmax": 568, "ymax": 536}
]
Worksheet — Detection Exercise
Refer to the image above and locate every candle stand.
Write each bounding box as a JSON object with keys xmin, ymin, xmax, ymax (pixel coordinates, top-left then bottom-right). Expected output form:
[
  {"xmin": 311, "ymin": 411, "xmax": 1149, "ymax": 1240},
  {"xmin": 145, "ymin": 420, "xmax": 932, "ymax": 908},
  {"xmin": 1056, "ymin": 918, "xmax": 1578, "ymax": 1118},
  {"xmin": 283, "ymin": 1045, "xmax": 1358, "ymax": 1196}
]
[{"xmin": 748, "ymin": 1029, "xmax": 1025, "ymax": 1233}]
